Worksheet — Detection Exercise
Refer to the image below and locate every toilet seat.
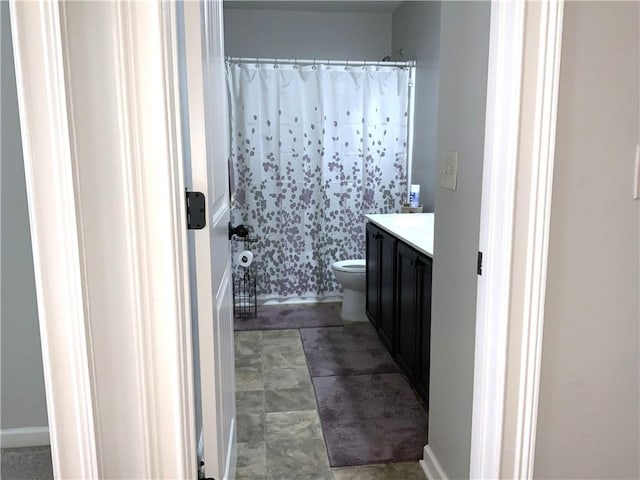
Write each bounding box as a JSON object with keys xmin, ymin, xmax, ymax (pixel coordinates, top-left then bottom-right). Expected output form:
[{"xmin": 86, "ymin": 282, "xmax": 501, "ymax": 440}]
[{"xmin": 332, "ymin": 259, "xmax": 366, "ymax": 273}]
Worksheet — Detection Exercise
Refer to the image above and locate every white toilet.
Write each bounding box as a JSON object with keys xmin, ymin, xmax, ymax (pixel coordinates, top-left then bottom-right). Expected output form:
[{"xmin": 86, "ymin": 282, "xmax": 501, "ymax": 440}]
[{"xmin": 332, "ymin": 259, "xmax": 367, "ymax": 322}]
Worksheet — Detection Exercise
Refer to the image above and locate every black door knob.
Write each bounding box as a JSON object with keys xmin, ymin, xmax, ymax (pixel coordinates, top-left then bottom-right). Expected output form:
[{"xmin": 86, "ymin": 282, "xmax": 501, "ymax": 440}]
[{"xmin": 229, "ymin": 223, "xmax": 249, "ymax": 239}]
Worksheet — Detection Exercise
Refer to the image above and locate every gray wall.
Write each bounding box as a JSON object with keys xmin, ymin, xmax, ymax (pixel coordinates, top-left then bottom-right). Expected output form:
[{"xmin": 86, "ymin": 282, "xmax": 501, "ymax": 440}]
[
  {"xmin": 223, "ymin": 8, "xmax": 392, "ymax": 60},
  {"xmin": 1, "ymin": 2, "xmax": 49, "ymax": 431},
  {"xmin": 534, "ymin": 2, "xmax": 640, "ymax": 478},
  {"xmin": 392, "ymin": 1, "xmax": 440, "ymax": 212},
  {"xmin": 429, "ymin": 2, "xmax": 490, "ymax": 478}
]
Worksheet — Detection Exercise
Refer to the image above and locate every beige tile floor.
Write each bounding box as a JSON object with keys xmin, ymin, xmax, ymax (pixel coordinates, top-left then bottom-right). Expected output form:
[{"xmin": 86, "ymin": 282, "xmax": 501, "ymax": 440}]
[{"xmin": 234, "ymin": 329, "xmax": 426, "ymax": 480}]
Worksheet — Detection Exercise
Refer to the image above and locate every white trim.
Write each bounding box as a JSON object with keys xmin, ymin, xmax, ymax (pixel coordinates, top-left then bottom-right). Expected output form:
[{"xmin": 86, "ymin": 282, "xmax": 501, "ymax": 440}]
[
  {"xmin": 182, "ymin": 1, "xmax": 222, "ymax": 476},
  {"xmin": 469, "ymin": 1, "xmax": 525, "ymax": 478},
  {"xmin": 184, "ymin": 1, "xmax": 238, "ymax": 478},
  {"xmin": 120, "ymin": 2, "xmax": 196, "ymax": 476},
  {"xmin": 197, "ymin": 428, "xmax": 205, "ymax": 478},
  {"xmin": 9, "ymin": 2, "xmax": 100, "ymax": 477},
  {"xmin": 469, "ymin": 1, "xmax": 564, "ymax": 478},
  {"xmin": 513, "ymin": 1, "xmax": 564, "ymax": 477},
  {"xmin": 420, "ymin": 445, "xmax": 449, "ymax": 480},
  {"xmin": 223, "ymin": 418, "xmax": 236, "ymax": 480},
  {"xmin": 0, "ymin": 427, "xmax": 50, "ymax": 448},
  {"xmin": 110, "ymin": 3, "xmax": 155, "ymax": 474},
  {"xmin": 11, "ymin": 1, "xmax": 196, "ymax": 477},
  {"xmin": 110, "ymin": 2, "xmax": 197, "ymax": 476}
]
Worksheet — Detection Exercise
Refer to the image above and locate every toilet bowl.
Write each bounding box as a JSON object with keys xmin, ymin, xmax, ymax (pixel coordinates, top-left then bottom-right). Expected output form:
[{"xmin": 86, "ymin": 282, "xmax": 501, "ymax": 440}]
[{"xmin": 332, "ymin": 259, "xmax": 366, "ymax": 322}]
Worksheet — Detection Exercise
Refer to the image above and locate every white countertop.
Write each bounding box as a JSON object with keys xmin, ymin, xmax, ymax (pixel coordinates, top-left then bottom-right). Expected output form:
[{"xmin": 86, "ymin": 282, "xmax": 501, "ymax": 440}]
[{"xmin": 365, "ymin": 213, "xmax": 434, "ymax": 258}]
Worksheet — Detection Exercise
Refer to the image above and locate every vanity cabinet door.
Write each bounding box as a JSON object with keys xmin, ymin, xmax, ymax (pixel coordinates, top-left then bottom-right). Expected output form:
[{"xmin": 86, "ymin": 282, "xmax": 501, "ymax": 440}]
[
  {"xmin": 416, "ymin": 255, "xmax": 432, "ymax": 407},
  {"xmin": 395, "ymin": 242, "xmax": 420, "ymax": 380},
  {"xmin": 366, "ymin": 222, "xmax": 397, "ymax": 351},
  {"xmin": 365, "ymin": 223, "xmax": 380, "ymax": 327},
  {"xmin": 377, "ymin": 231, "xmax": 396, "ymax": 352}
]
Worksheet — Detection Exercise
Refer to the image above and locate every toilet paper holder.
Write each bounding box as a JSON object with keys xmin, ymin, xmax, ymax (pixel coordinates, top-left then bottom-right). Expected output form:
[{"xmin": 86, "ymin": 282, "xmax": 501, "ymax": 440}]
[{"xmin": 237, "ymin": 250, "xmax": 254, "ymax": 268}]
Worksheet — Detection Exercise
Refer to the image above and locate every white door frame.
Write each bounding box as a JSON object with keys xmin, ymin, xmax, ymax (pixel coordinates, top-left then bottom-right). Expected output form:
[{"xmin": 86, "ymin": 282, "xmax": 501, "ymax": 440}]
[
  {"xmin": 469, "ymin": 1, "xmax": 564, "ymax": 479},
  {"xmin": 10, "ymin": 1, "xmax": 196, "ymax": 477},
  {"xmin": 10, "ymin": 0, "xmax": 563, "ymax": 477}
]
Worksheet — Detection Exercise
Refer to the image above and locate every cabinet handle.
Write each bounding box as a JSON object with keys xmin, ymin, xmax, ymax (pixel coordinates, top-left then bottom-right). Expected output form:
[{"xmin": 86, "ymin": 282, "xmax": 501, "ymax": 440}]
[{"xmin": 374, "ymin": 233, "xmax": 382, "ymax": 240}]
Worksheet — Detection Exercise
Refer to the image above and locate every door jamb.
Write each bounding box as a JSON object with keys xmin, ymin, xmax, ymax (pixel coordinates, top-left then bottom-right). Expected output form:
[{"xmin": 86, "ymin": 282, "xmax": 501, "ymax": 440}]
[
  {"xmin": 9, "ymin": 3, "xmax": 100, "ymax": 476},
  {"xmin": 470, "ymin": 1, "xmax": 564, "ymax": 479}
]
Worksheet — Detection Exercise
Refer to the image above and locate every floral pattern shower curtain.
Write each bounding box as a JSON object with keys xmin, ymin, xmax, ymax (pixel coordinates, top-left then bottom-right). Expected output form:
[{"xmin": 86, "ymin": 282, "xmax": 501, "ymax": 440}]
[{"xmin": 227, "ymin": 61, "xmax": 410, "ymax": 300}]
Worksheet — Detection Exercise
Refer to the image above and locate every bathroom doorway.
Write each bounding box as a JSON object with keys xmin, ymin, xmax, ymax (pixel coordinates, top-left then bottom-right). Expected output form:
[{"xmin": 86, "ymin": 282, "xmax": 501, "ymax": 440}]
[
  {"xmin": 222, "ymin": 2, "xmax": 435, "ymax": 478},
  {"xmin": 221, "ymin": 1, "xmax": 499, "ymax": 478}
]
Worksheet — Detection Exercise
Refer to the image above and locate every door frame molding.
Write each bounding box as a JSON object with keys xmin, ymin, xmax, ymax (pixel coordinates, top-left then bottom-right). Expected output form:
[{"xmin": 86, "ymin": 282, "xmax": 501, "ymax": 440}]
[
  {"xmin": 10, "ymin": 1, "xmax": 196, "ymax": 477},
  {"xmin": 470, "ymin": 1, "xmax": 564, "ymax": 479},
  {"xmin": 470, "ymin": 1, "xmax": 526, "ymax": 476},
  {"xmin": 9, "ymin": 2, "xmax": 100, "ymax": 476}
]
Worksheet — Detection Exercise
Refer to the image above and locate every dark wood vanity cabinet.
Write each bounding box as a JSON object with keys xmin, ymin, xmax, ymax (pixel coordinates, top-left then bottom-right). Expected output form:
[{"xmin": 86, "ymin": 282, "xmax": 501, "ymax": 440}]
[
  {"xmin": 365, "ymin": 221, "xmax": 432, "ymax": 406},
  {"xmin": 365, "ymin": 223, "xmax": 380, "ymax": 327},
  {"xmin": 365, "ymin": 223, "xmax": 397, "ymax": 351},
  {"xmin": 395, "ymin": 242, "xmax": 420, "ymax": 377},
  {"xmin": 378, "ymin": 231, "xmax": 397, "ymax": 351},
  {"xmin": 415, "ymin": 255, "xmax": 432, "ymax": 405},
  {"xmin": 396, "ymin": 242, "xmax": 433, "ymax": 407}
]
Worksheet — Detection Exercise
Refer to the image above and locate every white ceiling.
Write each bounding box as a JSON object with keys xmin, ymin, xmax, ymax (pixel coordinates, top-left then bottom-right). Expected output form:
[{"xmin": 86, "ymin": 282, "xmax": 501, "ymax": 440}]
[{"xmin": 224, "ymin": 1, "xmax": 405, "ymax": 14}]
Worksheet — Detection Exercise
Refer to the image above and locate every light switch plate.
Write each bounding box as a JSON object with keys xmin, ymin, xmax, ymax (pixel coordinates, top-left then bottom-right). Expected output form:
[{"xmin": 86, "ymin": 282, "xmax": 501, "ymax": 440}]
[{"xmin": 440, "ymin": 151, "xmax": 458, "ymax": 191}]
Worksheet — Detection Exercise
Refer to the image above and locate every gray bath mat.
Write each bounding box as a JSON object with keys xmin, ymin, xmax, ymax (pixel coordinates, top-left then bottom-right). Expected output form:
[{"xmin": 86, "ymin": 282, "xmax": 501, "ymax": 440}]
[
  {"xmin": 300, "ymin": 323, "xmax": 400, "ymax": 377},
  {"xmin": 313, "ymin": 373, "xmax": 428, "ymax": 467},
  {"xmin": 234, "ymin": 302, "xmax": 343, "ymax": 331}
]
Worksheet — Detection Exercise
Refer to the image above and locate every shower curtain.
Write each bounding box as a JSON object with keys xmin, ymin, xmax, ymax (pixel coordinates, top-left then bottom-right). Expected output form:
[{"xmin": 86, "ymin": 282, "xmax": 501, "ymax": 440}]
[{"xmin": 227, "ymin": 61, "xmax": 411, "ymax": 300}]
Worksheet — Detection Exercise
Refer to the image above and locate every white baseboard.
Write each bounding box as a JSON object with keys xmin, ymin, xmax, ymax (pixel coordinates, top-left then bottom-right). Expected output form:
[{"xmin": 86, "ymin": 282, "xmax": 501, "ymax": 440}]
[
  {"xmin": 1, "ymin": 427, "xmax": 50, "ymax": 448},
  {"xmin": 420, "ymin": 444, "xmax": 449, "ymax": 480}
]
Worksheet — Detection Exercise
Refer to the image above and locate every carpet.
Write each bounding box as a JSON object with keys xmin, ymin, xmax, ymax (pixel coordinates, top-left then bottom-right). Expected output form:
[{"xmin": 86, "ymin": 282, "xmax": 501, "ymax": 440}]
[
  {"xmin": 234, "ymin": 302, "xmax": 343, "ymax": 331},
  {"xmin": 300, "ymin": 323, "xmax": 400, "ymax": 377},
  {"xmin": 313, "ymin": 373, "xmax": 428, "ymax": 467},
  {"xmin": 1, "ymin": 446, "xmax": 53, "ymax": 480}
]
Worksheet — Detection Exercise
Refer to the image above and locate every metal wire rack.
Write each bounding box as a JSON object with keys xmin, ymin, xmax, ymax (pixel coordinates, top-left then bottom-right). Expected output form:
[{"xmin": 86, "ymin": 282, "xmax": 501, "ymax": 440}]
[{"xmin": 232, "ymin": 234, "xmax": 258, "ymax": 319}]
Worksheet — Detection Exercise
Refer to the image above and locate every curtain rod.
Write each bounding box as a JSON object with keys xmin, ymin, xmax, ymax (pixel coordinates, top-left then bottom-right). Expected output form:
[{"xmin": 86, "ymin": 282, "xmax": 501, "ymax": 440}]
[{"xmin": 226, "ymin": 56, "xmax": 416, "ymax": 68}]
